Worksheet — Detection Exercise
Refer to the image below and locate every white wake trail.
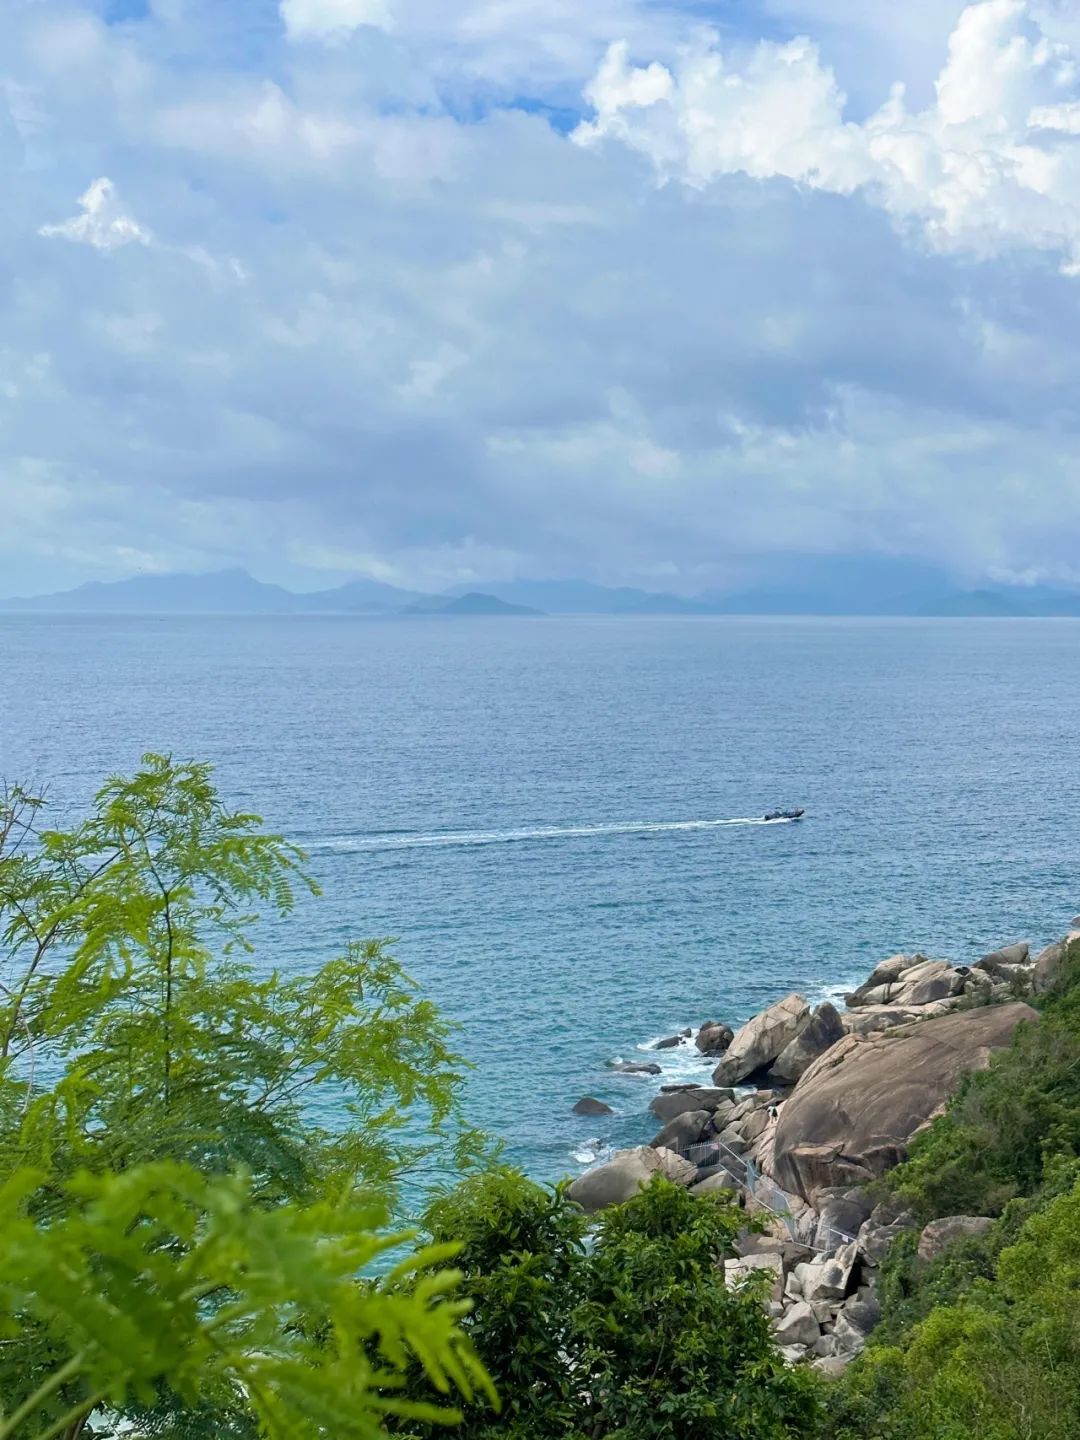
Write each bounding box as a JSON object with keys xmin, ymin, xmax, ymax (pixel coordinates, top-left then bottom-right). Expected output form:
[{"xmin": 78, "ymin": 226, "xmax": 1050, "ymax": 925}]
[{"xmin": 304, "ymin": 815, "xmax": 792, "ymax": 854}]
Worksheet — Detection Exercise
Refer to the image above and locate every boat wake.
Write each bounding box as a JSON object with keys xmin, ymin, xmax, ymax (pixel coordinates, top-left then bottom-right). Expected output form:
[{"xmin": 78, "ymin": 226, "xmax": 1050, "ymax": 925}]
[{"xmin": 304, "ymin": 815, "xmax": 794, "ymax": 854}]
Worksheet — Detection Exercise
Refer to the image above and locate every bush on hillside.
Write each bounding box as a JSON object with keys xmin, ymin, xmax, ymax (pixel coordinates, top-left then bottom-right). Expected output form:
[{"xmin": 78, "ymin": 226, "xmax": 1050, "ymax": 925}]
[
  {"xmin": 830, "ymin": 1175, "xmax": 1080, "ymax": 1440},
  {"xmin": 576, "ymin": 1179, "xmax": 820, "ymax": 1440},
  {"xmin": 891, "ymin": 940, "xmax": 1080, "ymax": 1220},
  {"xmin": 403, "ymin": 1172, "xmax": 822, "ymax": 1440},
  {"xmin": 829, "ymin": 941, "xmax": 1080, "ymax": 1440},
  {"xmin": 419, "ymin": 1169, "xmax": 588, "ymax": 1439}
]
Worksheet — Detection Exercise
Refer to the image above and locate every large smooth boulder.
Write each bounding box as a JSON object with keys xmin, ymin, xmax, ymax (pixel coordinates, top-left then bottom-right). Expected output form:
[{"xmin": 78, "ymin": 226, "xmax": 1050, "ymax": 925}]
[
  {"xmin": 769, "ymin": 1002, "xmax": 1038, "ymax": 1203},
  {"xmin": 687, "ymin": 1088, "xmax": 736, "ymax": 1110},
  {"xmin": 1032, "ymin": 940, "xmax": 1067, "ymax": 995},
  {"xmin": 772, "ymin": 1002, "xmax": 844, "ymax": 1083},
  {"xmin": 831, "ymin": 1310, "xmax": 868, "ymax": 1356},
  {"xmin": 716, "ymin": 1123, "xmax": 749, "ymax": 1154},
  {"xmin": 842, "ymin": 1006, "xmax": 922, "ymax": 1037},
  {"xmin": 976, "ymin": 942, "xmax": 1031, "ymax": 977},
  {"xmin": 568, "ymin": 1147, "xmax": 661, "ymax": 1212},
  {"xmin": 813, "ymin": 1189, "xmax": 874, "ymax": 1252},
  {"xmin": 696, "ymin": 1021, "xmax": 735, "ymax": 1055},
  {"xmin": 864, "ymin": 954, "xmax": 921, "ymax": 988},
  {"xmin": 568, "ymin": 1145, "xmax": 695, "ymax": 1212},
  {"xmin": 729, "ymin": 1091, "xmax": 781, "ymax": 1122},
  {"xmin": 572, "ymin": 1096, "xmax": 613, "ymax": 1116},
  {"xmin": 650, "ymin": 1109, "xmax": 711, "ymax": 1152},
  {"xmin": 734, "ymin": 1234, "xmax": 814, "ymax": 1267},
  {"xmin": 849, "ymin": 960, "xmax": 961, "ymax": 1011},
  {"xmin": 654, "ymin": 1147, "xmax": 699, "ymax": 1187},
  {"xmin": 963, "ymin": 966, "xmax": 993, "ymax": 990},
  {"xmin": 918, "ymin": 1215, "xmax": 995, "ymax": 1261},
  {"xmin": 773, "ymin": 1302, "xmax": 820, "ymax": 1349},
  {"xmin": 899, "ymin": 968, "xmax": 966, "ymax": 1007},
  {"xmin": 895, "ymin": 957, "xmax": 953, "ymax": 988},
  {"xmin": 839, "ymin": 1289, "xmax": 881, "ymax": 1335},
  {"xmin": 739, "ymin": 1106, "xmax": 774, "ymax": 1145},
  {"xmin": 649, "ymin": 1090, "xmax": 707, "ymax": 1123},
  {"xmin": 795, "ymin": 1241, "xmax": 858, "ymax": 1303},
  {"xmin": 649, "ymin": 1088, "xmax": 735, "ymax": 1123},
  {"xmin": 856, "ymin": 1217, "xmax": 907, "ymax": 1265},
  {"xmin": 845, "ymin": 982, "xmax": 900, "ymax": 1008},
  {"xmin": 846, "ymin": 955, "xmax": 934, "ymax": 1006},
  {"xmin": 713, "ymin": 994, "xmax": 811, "ymax": 1086},
  {"xmin": 700, "ymin": 1150, "xmax": 749, "ymax": 1188}
]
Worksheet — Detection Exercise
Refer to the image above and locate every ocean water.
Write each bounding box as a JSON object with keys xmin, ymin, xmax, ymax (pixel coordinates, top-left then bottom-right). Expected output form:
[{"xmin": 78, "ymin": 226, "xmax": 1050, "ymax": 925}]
[{"xmin": 2, "ymin": 614, "xmax": 1078, "ymax": 1182}]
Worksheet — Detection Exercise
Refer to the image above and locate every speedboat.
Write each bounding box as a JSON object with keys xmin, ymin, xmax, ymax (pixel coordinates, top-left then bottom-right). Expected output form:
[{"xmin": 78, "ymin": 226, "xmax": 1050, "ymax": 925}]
[{"xmin": 764, "ymin": 808, "xmax": 805, "ymax": 822}]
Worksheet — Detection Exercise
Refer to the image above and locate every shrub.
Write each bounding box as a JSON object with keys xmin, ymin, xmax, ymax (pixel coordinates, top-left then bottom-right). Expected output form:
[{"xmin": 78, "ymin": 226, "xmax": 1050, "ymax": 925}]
[
  {"xmin": 576, "ymin": 1180, "xmax": 821, "ymax": 1440},
  {"xmin": 405, "ymin": 1174, "xmax": 822, "ymax": 1440},
  {"xmin": 832, "ymin": 1165, "xmax": 1080, "ymax": 1439},
  {"xmin": 419, "ymin": 1169, "xmax": 587, "ymax": 1439},
  {"xmin": 891, "ymin": 940, "xmax": 1080, "ymax": 1221}
]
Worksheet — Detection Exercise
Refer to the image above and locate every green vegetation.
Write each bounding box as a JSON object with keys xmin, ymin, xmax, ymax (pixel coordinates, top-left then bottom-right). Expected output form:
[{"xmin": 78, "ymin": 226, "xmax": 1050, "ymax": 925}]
[
  {"xmin": 890, "ymin": 943, "xmax": 1080, "ymax": 1221},
  {"xmin": 0, "ymin": 1163, "xmax": 491, "ymax": 1440},
  {"xmin": 571, "ymin": 1179, "xmax": 819, "ymax": 1440},
  {"xmin": 828, "ymin": 940, "xmax": 1080, "ymax": 1440},
  {"xmin": 0, "ymin": 758, "xmax": 491, "ymax": 1439},
  {"xmin": 414, "ymin": 1169, "xmax": 587, "ymax": 1439},
  {"xmin": 407, "ymin": 1171, "xmax": 820, "ymax": 1440},
  {"xmin": 831, "ymin": 1173, "xmax": 1080, "ymax": 1440}
]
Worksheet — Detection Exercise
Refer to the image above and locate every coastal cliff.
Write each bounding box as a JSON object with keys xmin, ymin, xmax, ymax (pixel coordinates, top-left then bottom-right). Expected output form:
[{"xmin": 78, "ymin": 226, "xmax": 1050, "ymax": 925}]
[{"xmin": 569, "ymin": 926, "xmax": 1078, "ymax": 1372}]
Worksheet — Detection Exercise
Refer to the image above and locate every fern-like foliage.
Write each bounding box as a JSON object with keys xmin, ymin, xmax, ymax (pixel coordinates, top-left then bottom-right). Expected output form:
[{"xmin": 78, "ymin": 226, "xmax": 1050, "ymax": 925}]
[
  {"xmin": 0, "ymin": 759, "xmax": 495, "ymax": 1437},
  {"xmin": 0, "ymin": 1163, "xmax": 494, "ymax": 1440}
]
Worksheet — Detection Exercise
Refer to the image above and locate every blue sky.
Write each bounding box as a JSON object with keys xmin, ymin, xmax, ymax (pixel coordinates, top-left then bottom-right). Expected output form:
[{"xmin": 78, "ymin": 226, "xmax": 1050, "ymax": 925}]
[{"xmin": 4, "ymin": 0, "xmax": 1080, "ymax": 593}]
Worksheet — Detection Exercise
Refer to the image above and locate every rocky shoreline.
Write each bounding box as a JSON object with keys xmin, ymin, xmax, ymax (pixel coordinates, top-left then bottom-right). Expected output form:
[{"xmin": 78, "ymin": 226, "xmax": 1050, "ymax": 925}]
[{"xmin": 567, "ymin": 922, "xmax": 1079, "ymax": 1373}]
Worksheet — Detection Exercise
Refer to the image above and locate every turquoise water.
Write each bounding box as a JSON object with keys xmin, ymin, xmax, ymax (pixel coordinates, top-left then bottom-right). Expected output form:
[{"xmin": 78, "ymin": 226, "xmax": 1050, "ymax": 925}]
[{"xmin": 2, "ymin": 615, "xmax": 1078, "ymax": 1181}]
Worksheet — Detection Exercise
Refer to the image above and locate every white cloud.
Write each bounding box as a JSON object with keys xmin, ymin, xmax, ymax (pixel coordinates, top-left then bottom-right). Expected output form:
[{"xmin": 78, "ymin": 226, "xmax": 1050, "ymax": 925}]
[
  {"xmin": 576, "ymin": 0, "xmax": 1080, "ymax": 273},
  {"xmin": 280, "ymin": 0, "xmax": 393, "ymax": 42},
  {"xmin": 155, "ymin": 84, "xmax": 361, "ymax": 166},
  {"xmin": 7, "ymin": 0, "xmax": 1080, "ymax": 594},
  {"xmin": 1030, "ymin": 99, "xmax": 1080, "ymax": 132},
  {"xmin": 39, "ymin": 178, "xmax": 151, "ymax": 253}
]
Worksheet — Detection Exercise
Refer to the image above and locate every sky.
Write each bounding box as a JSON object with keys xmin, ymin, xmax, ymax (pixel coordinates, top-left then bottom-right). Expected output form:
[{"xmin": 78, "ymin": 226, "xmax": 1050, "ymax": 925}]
[{"xmin": 4, "ymin": 0, "xmax": 1080, "ymax": 594}]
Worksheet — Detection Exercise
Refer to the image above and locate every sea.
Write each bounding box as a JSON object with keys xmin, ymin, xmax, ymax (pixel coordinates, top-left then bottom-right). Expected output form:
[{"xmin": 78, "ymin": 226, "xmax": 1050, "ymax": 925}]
[{"xmin": 2, "ymin": 614, "xmax": 1078, "ymax": 1183}]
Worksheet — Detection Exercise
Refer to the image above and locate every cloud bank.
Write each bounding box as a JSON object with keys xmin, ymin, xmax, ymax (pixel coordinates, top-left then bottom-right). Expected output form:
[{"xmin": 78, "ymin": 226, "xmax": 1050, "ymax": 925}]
[
  {"xmin": 577, "ymin": 0, "xmax": 1080, "ymax": 273},
  {"xmin": 2, "ymin": 0, "xmax": 1080, "ymax": 593}
]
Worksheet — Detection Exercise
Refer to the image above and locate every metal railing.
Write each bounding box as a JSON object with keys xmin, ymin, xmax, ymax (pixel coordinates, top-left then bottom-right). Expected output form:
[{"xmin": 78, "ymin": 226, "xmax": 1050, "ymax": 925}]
[{"xmin": 675, "ymin": 1137, "xmax": 857, "ymax": 1255}]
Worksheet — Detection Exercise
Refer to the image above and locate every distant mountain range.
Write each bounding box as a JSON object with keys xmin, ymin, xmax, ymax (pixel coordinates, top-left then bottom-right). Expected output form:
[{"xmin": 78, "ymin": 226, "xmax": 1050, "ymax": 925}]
[
  {"xmin": 4, "ymin": 559, "xmax": 1080, "ymax": 617},
  {"xmin": 0, "ymin": 570, "xmax": 539, "ymax": 618}
]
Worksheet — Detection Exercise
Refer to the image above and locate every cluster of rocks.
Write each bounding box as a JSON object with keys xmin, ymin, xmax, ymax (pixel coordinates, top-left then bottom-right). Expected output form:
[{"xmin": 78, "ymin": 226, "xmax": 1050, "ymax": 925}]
[
  {"xmin": 839, "ymin": 940, "xmax": 1068, "ymax": 1031},
  {"xmin": 726, "ymin": 1193, "xmax": 884, "ymax": 1374},
  {"xmin": 726, "ymin": 1197, "xmax": 998, "ymax": 1373},
  {"xmin": 702, "ymin": 938, "xmax": 1069, "ymax": 1094},
  {"xmin": 567, "ymin": 924, "xmax": 1078, "ymax": 1371}
]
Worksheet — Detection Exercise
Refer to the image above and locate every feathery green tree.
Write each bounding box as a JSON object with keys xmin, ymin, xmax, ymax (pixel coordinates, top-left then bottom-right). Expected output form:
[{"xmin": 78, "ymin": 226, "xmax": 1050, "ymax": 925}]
[{"xmin": 0, "ymin": 757, "xmax": 490, "ymax": 1438}]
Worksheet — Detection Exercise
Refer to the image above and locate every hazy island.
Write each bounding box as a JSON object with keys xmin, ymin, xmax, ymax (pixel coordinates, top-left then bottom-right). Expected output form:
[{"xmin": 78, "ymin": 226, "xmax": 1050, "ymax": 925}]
[{"xmin": 8, "ymin": 557, "xmax": 1080, "ymax": 617}]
